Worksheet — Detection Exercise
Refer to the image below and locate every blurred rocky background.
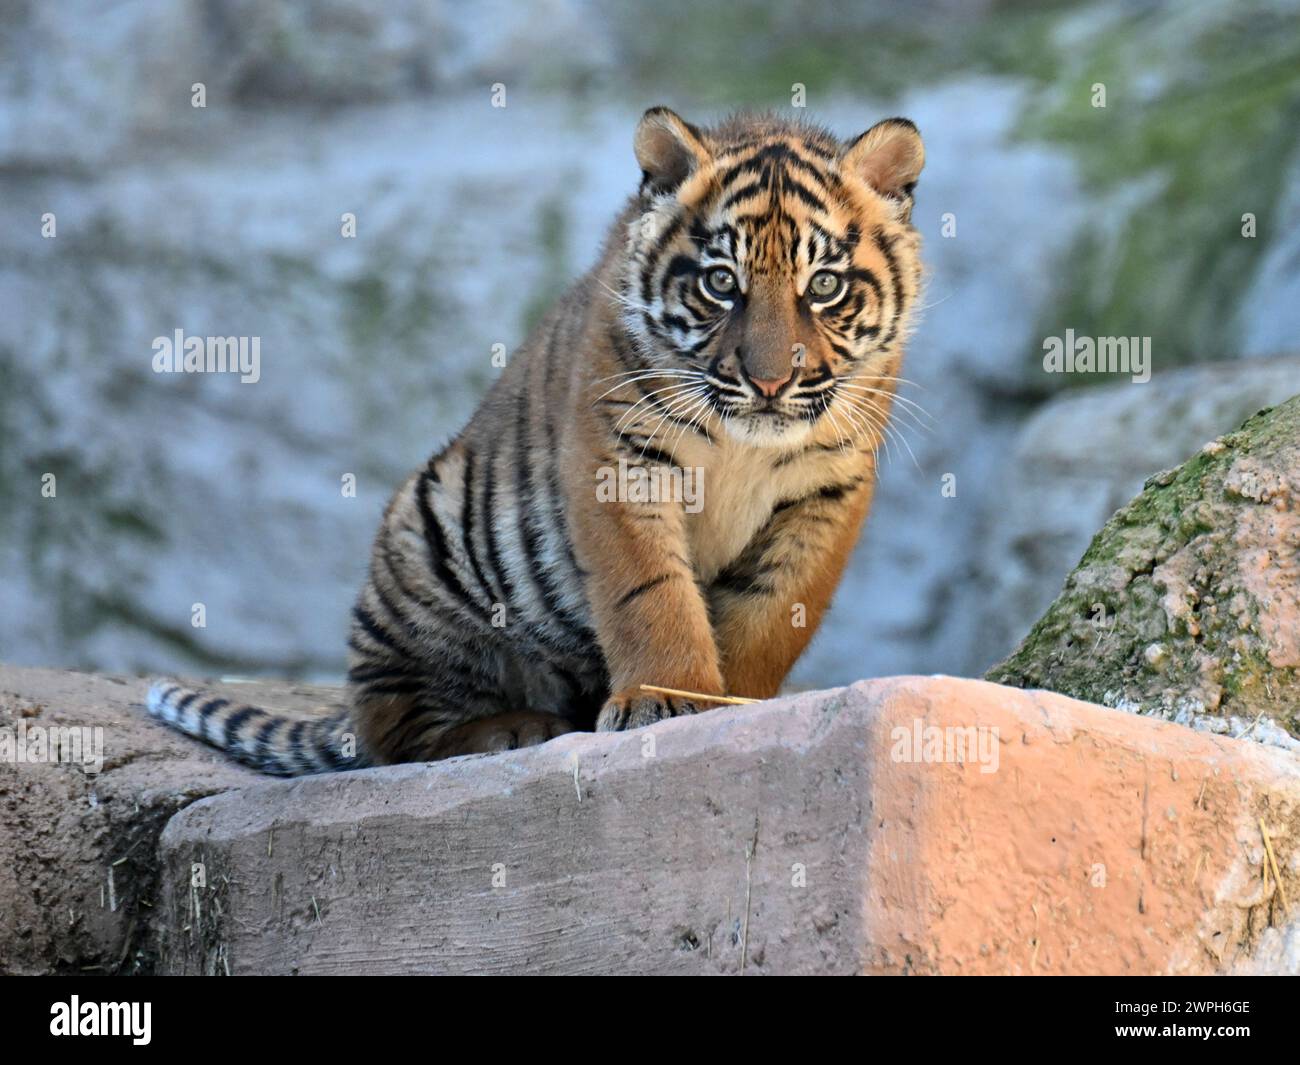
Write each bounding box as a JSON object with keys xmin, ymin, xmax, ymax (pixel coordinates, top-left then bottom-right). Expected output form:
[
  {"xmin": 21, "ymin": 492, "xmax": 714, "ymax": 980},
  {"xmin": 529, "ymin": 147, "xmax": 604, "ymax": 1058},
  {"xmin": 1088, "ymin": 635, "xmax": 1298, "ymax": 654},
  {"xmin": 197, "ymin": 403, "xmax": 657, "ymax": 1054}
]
[{"xmin": 1, "ymin": 0, "xmax": 1298, "ymax": 688}]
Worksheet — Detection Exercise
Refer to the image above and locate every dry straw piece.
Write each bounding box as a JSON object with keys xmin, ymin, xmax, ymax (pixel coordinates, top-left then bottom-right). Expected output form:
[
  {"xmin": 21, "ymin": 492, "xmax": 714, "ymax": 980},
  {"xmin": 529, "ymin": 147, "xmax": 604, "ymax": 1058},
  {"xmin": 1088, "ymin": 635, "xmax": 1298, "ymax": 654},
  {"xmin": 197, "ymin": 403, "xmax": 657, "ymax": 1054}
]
[
  {"xmin": 638, "ymin": 684, "xmax": 759, "ymax": 706},
  {"xmin": 1259, "ymin": 818, "xmax": 1290, "ymax": 916}
]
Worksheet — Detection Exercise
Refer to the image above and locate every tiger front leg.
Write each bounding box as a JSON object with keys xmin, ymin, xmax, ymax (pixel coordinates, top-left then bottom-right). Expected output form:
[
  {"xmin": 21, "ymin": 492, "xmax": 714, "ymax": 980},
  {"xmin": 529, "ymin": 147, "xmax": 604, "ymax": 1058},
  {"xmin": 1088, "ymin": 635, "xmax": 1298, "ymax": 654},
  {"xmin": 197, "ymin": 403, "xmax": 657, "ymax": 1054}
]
[
  {"xmin": 709, "ymin": 476, "xmax": 875, "ymax": 699},
  {"xmin": 568, "ymin": 458, "xmax": 726, "ymax": 732}
]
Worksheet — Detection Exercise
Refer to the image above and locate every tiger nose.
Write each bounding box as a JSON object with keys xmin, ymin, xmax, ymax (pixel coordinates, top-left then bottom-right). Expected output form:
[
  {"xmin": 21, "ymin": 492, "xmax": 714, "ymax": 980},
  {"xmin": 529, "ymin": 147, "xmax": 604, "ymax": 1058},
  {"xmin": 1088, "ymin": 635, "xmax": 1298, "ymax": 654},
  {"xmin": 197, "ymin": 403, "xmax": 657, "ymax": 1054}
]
[{"xmin": 741, "ymin": 365, "xmax": 794, "ymax": 398}]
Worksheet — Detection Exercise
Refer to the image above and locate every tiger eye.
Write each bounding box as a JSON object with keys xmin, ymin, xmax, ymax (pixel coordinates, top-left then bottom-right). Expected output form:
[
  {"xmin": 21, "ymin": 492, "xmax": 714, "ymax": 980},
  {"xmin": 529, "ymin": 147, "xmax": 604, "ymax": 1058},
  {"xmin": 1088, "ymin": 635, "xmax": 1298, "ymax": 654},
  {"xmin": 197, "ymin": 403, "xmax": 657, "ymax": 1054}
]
[
  {"xmin": 705, "ymin": 267, "xmax": 737, "ymax": 296},
  {"xmin": 809, "ymin": 270, "xmax": 842, "ymax": 299}
]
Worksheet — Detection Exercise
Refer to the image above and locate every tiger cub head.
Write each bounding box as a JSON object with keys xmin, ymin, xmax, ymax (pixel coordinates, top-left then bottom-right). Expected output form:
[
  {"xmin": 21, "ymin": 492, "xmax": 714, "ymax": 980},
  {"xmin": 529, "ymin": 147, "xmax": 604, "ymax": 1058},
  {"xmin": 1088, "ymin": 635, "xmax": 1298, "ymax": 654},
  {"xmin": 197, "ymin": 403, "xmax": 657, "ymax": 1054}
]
[{"xmin": 622, "ymin": 108, "xmax": 925, "ymax": 448}]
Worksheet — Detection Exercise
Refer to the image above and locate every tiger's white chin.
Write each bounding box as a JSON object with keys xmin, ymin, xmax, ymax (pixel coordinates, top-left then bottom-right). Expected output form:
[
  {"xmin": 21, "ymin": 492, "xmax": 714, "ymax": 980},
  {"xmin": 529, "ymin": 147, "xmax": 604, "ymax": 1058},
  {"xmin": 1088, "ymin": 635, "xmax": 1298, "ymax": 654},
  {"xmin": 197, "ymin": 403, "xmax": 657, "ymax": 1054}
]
[{"xmin": 722, "ymin": 414, "xmax": 815, "ymax": 448}]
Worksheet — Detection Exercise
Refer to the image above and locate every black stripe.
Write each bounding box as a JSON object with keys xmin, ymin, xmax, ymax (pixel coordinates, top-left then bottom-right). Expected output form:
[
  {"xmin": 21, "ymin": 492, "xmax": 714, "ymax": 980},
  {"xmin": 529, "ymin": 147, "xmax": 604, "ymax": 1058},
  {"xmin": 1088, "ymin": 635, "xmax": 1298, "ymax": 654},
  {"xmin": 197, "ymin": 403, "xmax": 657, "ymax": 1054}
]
[
  {"xmin": 663, "ymin": 254, "xmax": 697, "ymax": 280},
  {"xmin": 712, "ymin": 560, "xmax": 777, "ymax": 597},
  {"xmin": 721, "ymin": 181, "xmax": 766, "ymax": 209},
  {"xmin": 846, "ymin": 266, "xmax": 885, "ymax": 308},
  {"xmin": 479, "ymin": 448, "xmax": 518, "ymax": 606},
  {"xmin": 614, "ymin": 431, "xmax": 678, "ymax": 469},
  {"xmin": 372, "ymin": 581, "xmax": 498, "ymax": 692},
  {"xmin": 716, "ymin": 144, "xmax": 826, "ymax": 190},
  {"xmin": 381, "ymin": 701, "xmax": 450, "ymax": 750},
  {"xmin": 540, "ymin": 353, "xmax": 591, "ymax": 585},
  {"xmin": 514, "ymin": 391, "xmax": 593, "ymax": 644},
  {"xmin": 348, "ymin": 662, "xmax": 425, "ymax": 684},
  {"xmin": 459, "ymin": 450, "xmax": 497, "ymax": 607},
  {"xmin": 254, "ymin": 716, "xmax": 282, "ymax": 758},
  {"xmin": 315, "ymin": 713, "xmax": 350, "ymax": 770},
  {"xmin": 196, "ymin": 697, "xmax": 229, "ymax": 727},
  {"xmin": 617, "ymin": 573, "xmax": 672, "ymax": 607},
  {"xmin": 362, "ymin": 574, "xmax": 429, "ymax": 661},
  {"xmin": 873, "ymin": 225, "xmax": 906, "ymax": 349},
  {"xmin": 416, "ymin": 469, "xmax": 492, "ymax": 621},
  {"xmin": 649, "ymin": 213, "xmax": 685, "ymax": 259},
  {"xmin": 223, "ymin": 706, "xmax": 265, "ymax": 748},
  {"xmin": 319, "ymin": 712, "xmax": 351, "ymax": 769},
  {"xmin": 772, "ymin": 478, "xmax": 865, "ymax": 514},
  {"xmin": 780, "ymin": 175, "xmax": 829, "ymax": 213},
  {"xmin": 607, "ymin": 322, "xmax": 648, "ymax": 373},
  {"xmin": 371, "ymin": 549, "xmax": 501, "ymax": 679},
  {"xmin": 356, "ymin": 678, "xmax": 428, "ymax": 697},
  {"xmin": 350, "ymin": 604, "xmax": 406, "ymax": 655},
  {"xmin": 287, "ymin": 720, "xmax": 310, "ymax": 772},
  {"xmin": 816, "ymin": 478, "xmax": 864, "ymax": 502}
]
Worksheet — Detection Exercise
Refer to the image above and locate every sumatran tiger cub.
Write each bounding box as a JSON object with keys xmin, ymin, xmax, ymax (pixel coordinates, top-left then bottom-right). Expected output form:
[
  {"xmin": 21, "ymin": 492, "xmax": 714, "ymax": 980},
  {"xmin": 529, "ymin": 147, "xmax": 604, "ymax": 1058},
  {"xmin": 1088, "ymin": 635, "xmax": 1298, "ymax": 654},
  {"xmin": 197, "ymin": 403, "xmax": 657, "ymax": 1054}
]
[{"xmin": 147, "ymin": 108, "xmax": 925, "ymax": 775}]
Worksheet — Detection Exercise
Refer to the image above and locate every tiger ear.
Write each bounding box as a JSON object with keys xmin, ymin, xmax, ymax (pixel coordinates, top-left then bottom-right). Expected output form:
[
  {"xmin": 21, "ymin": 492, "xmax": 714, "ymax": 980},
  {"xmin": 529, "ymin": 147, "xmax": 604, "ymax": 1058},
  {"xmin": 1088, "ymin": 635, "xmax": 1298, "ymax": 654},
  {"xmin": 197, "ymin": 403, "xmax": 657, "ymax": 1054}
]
[
  {"xmin": 842, "ymin": 118, "xmax": 925, "ymax": 211},
  {"xmin": 634, "ymin": 107, "xmax": 711, "ymax": 195}
]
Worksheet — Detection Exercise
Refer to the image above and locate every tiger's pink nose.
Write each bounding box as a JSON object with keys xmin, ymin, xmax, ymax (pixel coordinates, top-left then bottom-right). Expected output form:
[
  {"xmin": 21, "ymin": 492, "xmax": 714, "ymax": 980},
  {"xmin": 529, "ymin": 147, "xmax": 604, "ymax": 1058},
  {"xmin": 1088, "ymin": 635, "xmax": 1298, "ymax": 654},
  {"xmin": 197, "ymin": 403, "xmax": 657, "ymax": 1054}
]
[{"xmin": 747, "ymin": 371, "xmax": 793, "ymax": 398}]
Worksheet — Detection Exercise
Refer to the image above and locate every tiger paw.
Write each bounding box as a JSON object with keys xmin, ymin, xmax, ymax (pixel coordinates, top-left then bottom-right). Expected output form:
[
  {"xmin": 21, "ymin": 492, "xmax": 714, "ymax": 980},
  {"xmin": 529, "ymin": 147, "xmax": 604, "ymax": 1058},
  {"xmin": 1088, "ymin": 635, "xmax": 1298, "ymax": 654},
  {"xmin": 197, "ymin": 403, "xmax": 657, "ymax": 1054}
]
[{"xmin": 595, "ymin": 687, "xmax": 706, "ymax": 732}]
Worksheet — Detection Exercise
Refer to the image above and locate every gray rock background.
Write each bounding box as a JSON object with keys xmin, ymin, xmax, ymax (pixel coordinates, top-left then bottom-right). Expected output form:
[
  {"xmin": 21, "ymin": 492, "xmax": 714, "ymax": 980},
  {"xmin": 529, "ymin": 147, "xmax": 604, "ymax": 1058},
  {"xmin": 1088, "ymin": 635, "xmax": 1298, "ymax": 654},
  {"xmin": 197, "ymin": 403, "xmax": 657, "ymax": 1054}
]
[{"xmin": 1, "ymin": 0, "xmax": 1298, "ymax": 687}]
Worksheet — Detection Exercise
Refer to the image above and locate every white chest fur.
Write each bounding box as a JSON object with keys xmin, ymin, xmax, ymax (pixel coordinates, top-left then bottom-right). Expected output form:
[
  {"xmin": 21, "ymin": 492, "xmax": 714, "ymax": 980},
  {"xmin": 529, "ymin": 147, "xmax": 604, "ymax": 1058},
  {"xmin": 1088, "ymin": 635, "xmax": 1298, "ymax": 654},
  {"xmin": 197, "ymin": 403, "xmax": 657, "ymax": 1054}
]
[{"xmin": 682, "ymin": 436, "xmax": 861, "ymax": 583}]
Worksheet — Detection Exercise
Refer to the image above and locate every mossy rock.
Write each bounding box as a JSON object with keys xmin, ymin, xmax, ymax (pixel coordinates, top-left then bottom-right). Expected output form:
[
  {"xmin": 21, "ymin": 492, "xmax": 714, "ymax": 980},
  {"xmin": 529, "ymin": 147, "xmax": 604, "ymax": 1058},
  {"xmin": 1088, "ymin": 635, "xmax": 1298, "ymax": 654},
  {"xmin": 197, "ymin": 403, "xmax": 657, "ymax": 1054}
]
[{"xmin": 989, "ymin": 393, "xmax": 1300, "ymax": 737}]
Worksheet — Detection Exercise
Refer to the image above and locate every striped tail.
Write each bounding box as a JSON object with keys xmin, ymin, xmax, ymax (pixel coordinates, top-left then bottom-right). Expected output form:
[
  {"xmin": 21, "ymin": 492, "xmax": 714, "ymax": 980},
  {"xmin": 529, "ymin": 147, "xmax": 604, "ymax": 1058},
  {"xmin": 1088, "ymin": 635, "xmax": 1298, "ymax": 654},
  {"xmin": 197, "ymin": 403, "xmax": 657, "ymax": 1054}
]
[{"xmin": 146, "ymin": 681, "xmax": 369, "ymax": 777}]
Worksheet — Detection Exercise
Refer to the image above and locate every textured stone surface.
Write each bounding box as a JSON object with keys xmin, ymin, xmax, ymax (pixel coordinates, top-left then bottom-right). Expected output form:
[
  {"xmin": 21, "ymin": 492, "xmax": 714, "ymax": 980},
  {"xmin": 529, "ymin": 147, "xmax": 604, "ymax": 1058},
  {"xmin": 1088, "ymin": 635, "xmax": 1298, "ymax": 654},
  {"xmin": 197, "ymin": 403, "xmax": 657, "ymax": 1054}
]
[
  {"xmin": 0, "ymin": 666, "xmax": 331, "ymax": 973},
  {"xmin": 972, "ymin": 359, "xmax": 1300, "ymax": 673},
  {"xmin": 156, "ymin": 675, "xmax": 1300, "ymax": 975},
  {"xmin": 990, "ymin": 392, "xmax": 1300, "ymax": 739}
]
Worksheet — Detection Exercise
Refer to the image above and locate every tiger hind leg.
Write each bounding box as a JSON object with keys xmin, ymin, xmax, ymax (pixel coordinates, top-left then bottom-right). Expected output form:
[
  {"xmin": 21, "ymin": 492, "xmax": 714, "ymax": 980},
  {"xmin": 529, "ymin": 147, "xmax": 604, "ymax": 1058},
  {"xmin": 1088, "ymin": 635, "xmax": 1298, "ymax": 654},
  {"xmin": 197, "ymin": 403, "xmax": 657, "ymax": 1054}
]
[
  {"xmin": 421, "ymin": 710, "xmax": 576, "ymax": 759},
  {"xmin": 359, "ymin": 691, "xmax": 576, "ymax": 764}
]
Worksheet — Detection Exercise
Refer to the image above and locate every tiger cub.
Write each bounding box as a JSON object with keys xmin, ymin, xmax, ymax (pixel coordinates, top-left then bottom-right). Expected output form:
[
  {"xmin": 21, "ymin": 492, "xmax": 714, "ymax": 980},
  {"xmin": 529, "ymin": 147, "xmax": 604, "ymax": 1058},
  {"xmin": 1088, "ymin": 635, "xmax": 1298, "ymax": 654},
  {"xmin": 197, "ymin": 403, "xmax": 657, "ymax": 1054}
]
[{"xmin": 148, "ymin": 108, "xmax": 925, "ymax": 775}]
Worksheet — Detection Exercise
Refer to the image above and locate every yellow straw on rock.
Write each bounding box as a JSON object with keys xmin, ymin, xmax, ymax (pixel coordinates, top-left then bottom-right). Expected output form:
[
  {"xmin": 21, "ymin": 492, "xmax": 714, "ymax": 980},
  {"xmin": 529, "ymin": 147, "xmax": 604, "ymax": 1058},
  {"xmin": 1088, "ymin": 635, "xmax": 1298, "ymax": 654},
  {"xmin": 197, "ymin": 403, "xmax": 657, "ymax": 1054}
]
[{"xmin": 638, "ymin": 684, "xmax": 759, "ymax": 706}]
